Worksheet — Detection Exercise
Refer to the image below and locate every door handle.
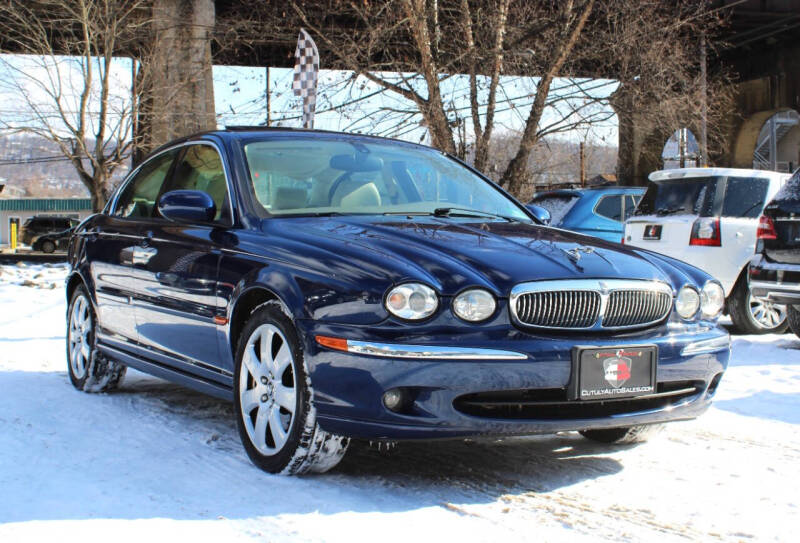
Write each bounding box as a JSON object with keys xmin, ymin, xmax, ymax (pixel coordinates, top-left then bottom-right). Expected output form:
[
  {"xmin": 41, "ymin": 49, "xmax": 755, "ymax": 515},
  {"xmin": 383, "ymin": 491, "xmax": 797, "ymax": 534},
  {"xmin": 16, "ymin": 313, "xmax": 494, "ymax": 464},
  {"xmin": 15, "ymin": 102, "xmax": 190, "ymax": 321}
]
[
  {"xmin": 736, "ymin": 231, "xmax": 743, "ymax": 238},
  {"xmin": 132, "ymin": 246, "xmax": 157, "ymax": 265}
]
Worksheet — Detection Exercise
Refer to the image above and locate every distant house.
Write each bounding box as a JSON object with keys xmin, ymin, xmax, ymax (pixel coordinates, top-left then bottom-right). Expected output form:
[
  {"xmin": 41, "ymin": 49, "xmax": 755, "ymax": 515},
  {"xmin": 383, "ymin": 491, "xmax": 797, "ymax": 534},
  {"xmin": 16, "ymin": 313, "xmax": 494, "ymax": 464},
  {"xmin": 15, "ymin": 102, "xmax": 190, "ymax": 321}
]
[
  {"xmin": 587, "ymin": 174, "xmax": 618, "ymax": 186},
  {"xmin": 0, "ymin": 198, "xmax": 93, "ymax": 245}
]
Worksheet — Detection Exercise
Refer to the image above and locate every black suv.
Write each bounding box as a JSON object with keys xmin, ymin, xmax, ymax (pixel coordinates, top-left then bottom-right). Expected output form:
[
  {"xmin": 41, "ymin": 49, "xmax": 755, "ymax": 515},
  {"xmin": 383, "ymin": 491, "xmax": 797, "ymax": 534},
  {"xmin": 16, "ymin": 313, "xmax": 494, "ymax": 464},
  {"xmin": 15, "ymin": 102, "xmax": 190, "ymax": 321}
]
[
  {"xmin": 749, "ymin": 170, "xmax": 800, "ymax": 337},
  {"xmin": 21, "ymin": 216, "xmax": 78, "ymax": 246}
]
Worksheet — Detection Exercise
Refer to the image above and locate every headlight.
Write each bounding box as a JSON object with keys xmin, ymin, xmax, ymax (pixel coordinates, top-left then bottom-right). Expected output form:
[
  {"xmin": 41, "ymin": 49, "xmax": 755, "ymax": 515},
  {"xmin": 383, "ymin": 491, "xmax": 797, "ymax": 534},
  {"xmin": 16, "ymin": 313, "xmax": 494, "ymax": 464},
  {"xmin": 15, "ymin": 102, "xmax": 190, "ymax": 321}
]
[
  {"xmin": 700, "ymin": 281, "xmax": 725, "ymax": 318},
  {"xmin": 385, "ymin": 283, "xmax": 438, "ymax": 320},
  {"xmin": 452, "ymin": 289, "xmax": 497, "ymax": 322},
  {"xmin": 675, "ymin": 286, "xmax": 700, "ymax": 319}
]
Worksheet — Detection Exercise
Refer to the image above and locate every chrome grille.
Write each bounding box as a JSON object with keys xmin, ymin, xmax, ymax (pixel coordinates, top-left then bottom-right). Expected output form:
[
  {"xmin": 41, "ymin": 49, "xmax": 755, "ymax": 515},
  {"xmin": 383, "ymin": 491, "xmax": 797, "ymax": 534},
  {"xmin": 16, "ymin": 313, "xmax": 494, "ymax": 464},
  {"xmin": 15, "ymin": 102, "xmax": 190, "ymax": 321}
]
[
  {"xmin": 516, "ymin": 290, "xmax": 600, "ymax": 328},
  {"xmin": 510, "ymin": 279, "xmax": 673, "ymax": 330},
  {"xmin": 602, "ymin": 289, "xmax": 672, "ymax": 328}
]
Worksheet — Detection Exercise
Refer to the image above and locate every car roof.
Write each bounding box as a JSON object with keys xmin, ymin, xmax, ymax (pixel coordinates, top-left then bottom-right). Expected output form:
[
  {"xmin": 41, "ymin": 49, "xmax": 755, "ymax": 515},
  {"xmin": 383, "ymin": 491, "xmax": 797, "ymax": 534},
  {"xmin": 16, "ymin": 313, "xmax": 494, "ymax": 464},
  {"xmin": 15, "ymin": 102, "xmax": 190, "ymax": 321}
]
[
  {"xmin": 649, "ymin": 167, "xmax": 792, "ymax": 182},
  {"xmin": 533, "ymin": 186, "xmax": 644, "ymax": 199},
  {"xmin": 149, "ymin": 126, "xmax": 439, "ymax": 157}
]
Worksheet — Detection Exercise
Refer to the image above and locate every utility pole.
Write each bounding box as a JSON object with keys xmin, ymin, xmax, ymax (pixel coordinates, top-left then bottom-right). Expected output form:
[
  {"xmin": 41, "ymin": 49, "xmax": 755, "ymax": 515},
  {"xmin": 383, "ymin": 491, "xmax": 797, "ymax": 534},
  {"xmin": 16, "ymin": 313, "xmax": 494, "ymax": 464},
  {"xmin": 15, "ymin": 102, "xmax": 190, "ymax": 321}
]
[
  {"xmin": 679, "ymin": 128, "xmax": 686, "ymax": 168},
  {"xmin": 699, "ymin": 34, "xmax": 708, "ymax": 167},
  {"xmin": 579, "ymin": 141, "xmax": 586, "ymax": 187},
  {"xmin": 265, "ymin": 66, "xmax": 271, "ymax": 126}
]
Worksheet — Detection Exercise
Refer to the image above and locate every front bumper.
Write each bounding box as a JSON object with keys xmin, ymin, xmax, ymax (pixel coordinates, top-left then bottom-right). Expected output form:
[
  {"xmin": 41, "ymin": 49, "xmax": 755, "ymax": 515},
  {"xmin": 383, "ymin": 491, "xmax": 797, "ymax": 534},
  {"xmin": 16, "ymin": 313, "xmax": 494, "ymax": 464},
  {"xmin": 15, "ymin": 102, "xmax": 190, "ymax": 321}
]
[
  {"xmin": 298, "ymin": 320, "xmax": 730, "ymax": 440},
  {"xmin": 749, "ymin": 254, "xmax": 800, "ymax": 304}
]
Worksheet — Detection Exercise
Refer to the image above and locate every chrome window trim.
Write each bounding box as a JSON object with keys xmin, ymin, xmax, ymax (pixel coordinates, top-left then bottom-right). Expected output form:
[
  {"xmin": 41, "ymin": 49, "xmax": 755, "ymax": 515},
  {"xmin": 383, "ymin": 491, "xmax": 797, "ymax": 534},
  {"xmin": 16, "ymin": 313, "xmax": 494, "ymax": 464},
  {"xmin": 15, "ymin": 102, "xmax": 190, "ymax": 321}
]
[
  {"xmin": 344, "ymin": 340, "xmax": 527, "ymax": 360},
  {"xmin": 509, "ymin": 279, "xmax": 674, "ymax": 331},
  {"xmin": 109, "ymin": 140, "xmax": 237, "ymax": 225}
]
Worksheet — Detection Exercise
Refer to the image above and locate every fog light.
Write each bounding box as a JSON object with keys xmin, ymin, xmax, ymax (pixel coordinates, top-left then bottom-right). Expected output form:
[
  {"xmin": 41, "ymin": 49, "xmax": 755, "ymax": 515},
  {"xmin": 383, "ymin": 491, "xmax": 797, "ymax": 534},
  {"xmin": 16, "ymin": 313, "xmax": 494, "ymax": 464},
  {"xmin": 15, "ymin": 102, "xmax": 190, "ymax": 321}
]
[{"xmin": 382, "ymin": 388, "xmax": 407, "ymax": 412}]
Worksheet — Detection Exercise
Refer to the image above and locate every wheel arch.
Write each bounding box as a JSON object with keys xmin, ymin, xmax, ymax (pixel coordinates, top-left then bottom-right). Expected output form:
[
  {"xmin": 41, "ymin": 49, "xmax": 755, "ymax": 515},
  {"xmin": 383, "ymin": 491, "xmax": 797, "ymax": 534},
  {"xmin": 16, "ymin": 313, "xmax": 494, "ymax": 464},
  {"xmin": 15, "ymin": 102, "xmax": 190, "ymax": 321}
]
[
  {"xmin": 228, "ymin": 285, "xmax": 292, "ymax": 359},
  {"xmin": 66, "ymin": 271, "xmax": 92, "ymax": 306}
]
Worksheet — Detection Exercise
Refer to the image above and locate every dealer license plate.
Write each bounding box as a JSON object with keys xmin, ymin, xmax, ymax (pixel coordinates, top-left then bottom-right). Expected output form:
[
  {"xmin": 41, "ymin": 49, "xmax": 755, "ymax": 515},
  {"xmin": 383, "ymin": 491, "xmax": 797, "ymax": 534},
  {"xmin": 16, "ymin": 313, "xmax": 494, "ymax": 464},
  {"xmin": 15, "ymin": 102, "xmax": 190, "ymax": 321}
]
[
  {"xmin": 643, "ymin": 224, "xmax": 662, "ymax": 240},
  {"xmin": 569, "ymin": 346, "xmax": 657, "ymax": 400}
]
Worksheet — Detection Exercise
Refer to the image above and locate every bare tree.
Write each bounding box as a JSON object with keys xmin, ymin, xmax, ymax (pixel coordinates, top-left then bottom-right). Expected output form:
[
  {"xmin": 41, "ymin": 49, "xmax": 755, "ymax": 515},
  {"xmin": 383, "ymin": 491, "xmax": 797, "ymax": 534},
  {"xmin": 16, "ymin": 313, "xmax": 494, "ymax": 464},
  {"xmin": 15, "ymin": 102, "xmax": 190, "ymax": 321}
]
[
  {"xmin": 228, "ymin": 0, "xmax": 730, "ymax": 197},
  {"xmin": 0, "ymin": 0, "xmax": 150, "ymax": 211}
]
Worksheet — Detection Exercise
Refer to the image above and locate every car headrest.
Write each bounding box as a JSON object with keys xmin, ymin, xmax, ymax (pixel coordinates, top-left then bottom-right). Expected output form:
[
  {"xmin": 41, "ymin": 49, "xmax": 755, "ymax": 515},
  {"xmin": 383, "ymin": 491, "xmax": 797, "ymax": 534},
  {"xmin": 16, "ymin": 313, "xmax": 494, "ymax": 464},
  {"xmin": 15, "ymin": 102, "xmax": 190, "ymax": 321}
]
[
  {"xmin": 272, "ymin": 187, "xmax": 307, "ymax": 210},
  {"xmin": 339, "ymin": 183, "xmax": 381, "ymax": 210}
]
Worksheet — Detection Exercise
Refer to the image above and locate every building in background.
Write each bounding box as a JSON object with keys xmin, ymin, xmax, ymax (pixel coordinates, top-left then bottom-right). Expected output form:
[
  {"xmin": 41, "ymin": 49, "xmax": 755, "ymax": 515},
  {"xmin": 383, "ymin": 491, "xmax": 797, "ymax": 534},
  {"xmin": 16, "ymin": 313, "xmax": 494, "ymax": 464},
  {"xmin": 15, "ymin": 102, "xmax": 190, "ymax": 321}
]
[{"xmin": 0, "ymin": 198, "xmax": 92, "ymax": 246}]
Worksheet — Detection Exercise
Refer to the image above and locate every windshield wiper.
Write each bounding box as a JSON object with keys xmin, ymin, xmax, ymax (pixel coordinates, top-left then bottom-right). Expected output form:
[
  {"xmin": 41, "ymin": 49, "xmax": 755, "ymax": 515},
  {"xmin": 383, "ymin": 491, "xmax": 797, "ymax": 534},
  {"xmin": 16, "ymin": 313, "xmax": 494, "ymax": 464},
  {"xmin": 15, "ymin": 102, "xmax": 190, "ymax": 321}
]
[
  {"xmin": 654, "ymin": 205, "xmax": 687, "ymax": 216},
  {"xmin": 432, "ymin": 207, "xmax": 525, "ymax": 223}
]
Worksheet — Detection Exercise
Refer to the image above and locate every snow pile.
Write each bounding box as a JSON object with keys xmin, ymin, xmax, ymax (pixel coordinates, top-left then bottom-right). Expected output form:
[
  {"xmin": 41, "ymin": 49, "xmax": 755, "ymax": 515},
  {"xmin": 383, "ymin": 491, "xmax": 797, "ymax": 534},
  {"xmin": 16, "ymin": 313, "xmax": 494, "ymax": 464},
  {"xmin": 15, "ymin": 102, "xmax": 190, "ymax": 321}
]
[
  {"xmin": 0, "ymin": 264, "xmax": 798, "ymax": 542},
  {"xmin": 0, "ymin": 262, "xmax": 67, "ymax": 289}
]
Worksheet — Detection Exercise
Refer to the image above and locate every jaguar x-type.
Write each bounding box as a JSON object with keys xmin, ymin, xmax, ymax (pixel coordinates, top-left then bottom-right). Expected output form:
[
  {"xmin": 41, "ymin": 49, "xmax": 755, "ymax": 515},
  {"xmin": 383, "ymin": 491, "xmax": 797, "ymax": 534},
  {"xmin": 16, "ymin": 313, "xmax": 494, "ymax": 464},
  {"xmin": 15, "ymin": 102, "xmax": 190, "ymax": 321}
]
[{"xmin": 66, "ymin": 128, "xmax": 730, "ymax": 474}]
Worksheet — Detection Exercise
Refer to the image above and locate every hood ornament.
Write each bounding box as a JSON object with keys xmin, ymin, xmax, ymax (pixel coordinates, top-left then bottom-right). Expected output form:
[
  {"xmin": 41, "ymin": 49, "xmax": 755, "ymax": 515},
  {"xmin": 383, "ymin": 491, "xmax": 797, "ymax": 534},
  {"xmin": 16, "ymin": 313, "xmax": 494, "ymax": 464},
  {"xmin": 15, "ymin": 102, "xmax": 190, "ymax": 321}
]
[{"xmin": 562, "ymin": 246, "xmax": 594, "ymax": 262}]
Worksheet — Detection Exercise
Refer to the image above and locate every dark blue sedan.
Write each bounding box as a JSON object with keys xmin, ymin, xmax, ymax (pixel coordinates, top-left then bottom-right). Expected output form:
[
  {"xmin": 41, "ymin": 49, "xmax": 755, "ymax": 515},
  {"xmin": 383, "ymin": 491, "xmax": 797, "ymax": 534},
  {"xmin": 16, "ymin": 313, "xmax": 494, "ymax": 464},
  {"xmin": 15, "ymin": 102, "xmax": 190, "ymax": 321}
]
[
  {"xmin": 531, "ymin": 187, "xmax": 645, "ymax": 243},
  {"xmin": 66, "ymin": 128, "xmax": 730, "ymax": 475}
]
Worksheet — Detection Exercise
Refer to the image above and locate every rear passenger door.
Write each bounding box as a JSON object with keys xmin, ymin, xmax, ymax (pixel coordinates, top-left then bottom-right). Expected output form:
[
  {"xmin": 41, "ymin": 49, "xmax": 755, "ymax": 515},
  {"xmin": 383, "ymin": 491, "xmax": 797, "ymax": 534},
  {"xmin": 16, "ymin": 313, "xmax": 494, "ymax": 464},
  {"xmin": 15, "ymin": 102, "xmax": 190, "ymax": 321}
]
[
  {"xmin": 590, "ymin": 194, "xmax": 625, "ymax": 241},
  {"xmin": 131, "ymin": 142, "xmax": 233, "ymax": 381}
]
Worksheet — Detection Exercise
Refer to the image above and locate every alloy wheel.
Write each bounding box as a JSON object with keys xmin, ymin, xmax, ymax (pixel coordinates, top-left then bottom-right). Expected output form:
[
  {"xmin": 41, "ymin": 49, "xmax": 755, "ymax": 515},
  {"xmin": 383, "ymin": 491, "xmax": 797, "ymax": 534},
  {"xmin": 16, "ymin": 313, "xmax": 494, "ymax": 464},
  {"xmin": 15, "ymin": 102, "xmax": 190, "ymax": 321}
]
[
  {"xmin": 68, "ymin": 295, "xmax": 92, "ymax": 379},
  {"xmin": 238, "ymin": 324, "xmax": 297, "ymax": 455},
  {"xmin": 748, "ymin": 293, "xmax": 786, "ymax": 330}
]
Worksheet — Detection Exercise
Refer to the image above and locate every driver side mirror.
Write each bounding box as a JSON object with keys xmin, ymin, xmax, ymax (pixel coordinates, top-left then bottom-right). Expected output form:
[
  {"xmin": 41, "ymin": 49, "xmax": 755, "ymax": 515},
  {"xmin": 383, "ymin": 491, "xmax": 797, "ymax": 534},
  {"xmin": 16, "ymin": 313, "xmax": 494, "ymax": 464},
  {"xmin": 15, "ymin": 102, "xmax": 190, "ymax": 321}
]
[
  {"xmin": 158, "ymin": 190, "xmax": 216, "ymax": 223},
  {"xmin": 526, "ymin": 204, "xmax": 551, "ymax": 225}
]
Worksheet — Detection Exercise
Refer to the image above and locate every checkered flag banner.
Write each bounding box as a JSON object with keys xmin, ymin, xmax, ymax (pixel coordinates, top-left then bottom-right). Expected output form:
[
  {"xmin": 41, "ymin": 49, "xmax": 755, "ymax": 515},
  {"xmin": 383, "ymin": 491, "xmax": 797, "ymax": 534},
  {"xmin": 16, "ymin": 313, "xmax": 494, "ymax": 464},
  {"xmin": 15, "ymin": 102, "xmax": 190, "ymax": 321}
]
[{"xmin": 292, "ymin": 28, "xmax": 320, "ymax": 129}]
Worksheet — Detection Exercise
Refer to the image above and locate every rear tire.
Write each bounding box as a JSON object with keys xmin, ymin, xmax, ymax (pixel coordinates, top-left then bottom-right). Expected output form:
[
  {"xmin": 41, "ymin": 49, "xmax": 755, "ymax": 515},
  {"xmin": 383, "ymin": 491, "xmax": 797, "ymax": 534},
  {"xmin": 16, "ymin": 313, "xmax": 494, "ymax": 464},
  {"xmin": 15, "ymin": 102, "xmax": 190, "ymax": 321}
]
[
  {"xmin": 728, "ymin": 277, "xmax": 787, "ymax": 335},
  {"xmin": 580, "ymin": 424, "xmax": 664, "ymax": 444},
  {"xmin": 67, "ymin": 286, "xmax": 126, "ymax": 392},
  {"xmin": 233, "ymin": 301, "xmax": 349, "ymax": 475},
  {"xmin": 787, "ymin": 305, "xmax": 800, "ymax": 339},
  {"xmin": 41, "ymin": 240, "xmax": 56, "ymax": 253}
]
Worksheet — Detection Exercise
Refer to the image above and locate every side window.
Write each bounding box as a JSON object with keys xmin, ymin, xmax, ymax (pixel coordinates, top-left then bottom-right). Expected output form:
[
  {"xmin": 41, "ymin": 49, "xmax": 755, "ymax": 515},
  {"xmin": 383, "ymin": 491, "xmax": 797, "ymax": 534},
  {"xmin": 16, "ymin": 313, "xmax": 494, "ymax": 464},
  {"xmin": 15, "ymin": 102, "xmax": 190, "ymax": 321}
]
[
  {"xmin": 114, "ymin": 149, "xmax": 178, "ymax": 218},
  {"xmin": 722, "ymin": 177, "xmax": 769, "ymax": 219},
  {"xmin": 167, "ymin": 144, "xmax": 230, "ymax": 222},
  {"xmin": 595, "ymin": 195, "xmax": 623, "ymax": 221},
  {"xmin": 623, "ymin": 195, "xmax": 639, "ymax": 220}
]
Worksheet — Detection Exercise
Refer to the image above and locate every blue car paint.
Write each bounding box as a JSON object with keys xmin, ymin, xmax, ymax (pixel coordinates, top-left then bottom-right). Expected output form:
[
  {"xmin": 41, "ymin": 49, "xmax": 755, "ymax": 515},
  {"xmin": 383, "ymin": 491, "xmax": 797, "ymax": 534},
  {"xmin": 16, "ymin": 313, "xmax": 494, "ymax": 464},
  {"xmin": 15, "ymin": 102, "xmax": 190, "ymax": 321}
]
[
  {"xmin": 67, "ymin": 128, "xmax": 728, "ymax": 441},
  {"xmin": 532, "ymin": 187, "xmax": 645, "ymax": 243}
]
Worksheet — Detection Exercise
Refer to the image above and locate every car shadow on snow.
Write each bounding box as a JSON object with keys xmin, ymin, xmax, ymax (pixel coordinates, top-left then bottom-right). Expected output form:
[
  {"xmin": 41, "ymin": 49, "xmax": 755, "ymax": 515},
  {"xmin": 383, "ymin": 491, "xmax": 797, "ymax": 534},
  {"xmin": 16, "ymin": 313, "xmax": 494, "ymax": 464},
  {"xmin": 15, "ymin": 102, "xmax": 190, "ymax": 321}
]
[
  {"xmin": 1, "ymin": 369, "xmax": 632, "ymax": 524},
  {"xmin": 713, "ymin": 391, "xmax": 800, "ymax": 425}
]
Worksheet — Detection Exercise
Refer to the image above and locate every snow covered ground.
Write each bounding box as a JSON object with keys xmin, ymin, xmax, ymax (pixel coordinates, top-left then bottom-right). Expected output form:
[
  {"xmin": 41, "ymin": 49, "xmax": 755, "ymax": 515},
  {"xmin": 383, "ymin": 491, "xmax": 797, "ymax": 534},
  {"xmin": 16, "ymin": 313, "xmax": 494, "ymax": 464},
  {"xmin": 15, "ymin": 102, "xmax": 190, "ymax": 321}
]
[{"xmin": 0, "ymin": 262, "xmax": 798, "ymax": 542}]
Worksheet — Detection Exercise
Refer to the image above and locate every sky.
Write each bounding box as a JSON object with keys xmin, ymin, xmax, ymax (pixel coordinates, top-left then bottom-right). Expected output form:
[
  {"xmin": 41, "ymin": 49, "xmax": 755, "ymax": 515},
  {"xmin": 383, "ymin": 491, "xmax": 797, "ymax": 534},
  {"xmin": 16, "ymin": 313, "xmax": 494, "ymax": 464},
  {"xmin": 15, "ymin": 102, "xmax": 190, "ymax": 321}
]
[{"xmin": 0, "ymin": 53, "xmax": 620, "ymax": 150}]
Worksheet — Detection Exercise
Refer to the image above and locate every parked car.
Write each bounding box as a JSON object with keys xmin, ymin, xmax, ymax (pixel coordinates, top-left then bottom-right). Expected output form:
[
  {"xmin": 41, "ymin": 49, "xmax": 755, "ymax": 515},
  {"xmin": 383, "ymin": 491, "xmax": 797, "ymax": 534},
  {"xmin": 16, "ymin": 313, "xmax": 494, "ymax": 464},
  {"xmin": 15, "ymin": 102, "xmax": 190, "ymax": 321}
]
[
  {"xmin": 32, "ymin": 227, "xmax": 73, "ymax": 253},
  {"xmin": 66, "ymin": 128, "xmax": 730, "ymax": 475},
  {"xmin": 530, "ymin": 187, "xmax": 644, "ymax": 243},
  {"xmin": 21, "ymin": 216, "xmax": 78, "ymax": 246},
  {"xmin": 624, "ymin": 168, "xmax": 791, "ymax": 334},
  {"xmin": 749, "ymin": 170, "xmax": 800, "ymax": 338}
]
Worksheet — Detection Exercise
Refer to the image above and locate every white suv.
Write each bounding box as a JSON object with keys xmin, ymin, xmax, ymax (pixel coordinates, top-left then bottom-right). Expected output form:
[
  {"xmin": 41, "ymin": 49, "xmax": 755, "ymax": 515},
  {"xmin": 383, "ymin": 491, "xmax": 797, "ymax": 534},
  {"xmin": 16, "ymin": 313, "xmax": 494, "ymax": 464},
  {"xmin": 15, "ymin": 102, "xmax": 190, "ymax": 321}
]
[{"xmin": 624, "ymin": 167, "xmax": 790, "ymax": 334}]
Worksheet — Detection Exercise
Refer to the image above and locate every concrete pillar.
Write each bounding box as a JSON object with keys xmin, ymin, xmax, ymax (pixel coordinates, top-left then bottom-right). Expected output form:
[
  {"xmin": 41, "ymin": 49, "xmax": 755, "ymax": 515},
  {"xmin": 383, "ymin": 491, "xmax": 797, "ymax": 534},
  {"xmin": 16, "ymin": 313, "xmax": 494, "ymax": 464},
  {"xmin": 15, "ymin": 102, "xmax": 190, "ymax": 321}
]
[
  {"xmin": 137, "ymin": 0, "xmax": 216, "ymax": 158},
  {"xmin": 612, "ymin": 84, "xmax": 664, "ymax": 186}
]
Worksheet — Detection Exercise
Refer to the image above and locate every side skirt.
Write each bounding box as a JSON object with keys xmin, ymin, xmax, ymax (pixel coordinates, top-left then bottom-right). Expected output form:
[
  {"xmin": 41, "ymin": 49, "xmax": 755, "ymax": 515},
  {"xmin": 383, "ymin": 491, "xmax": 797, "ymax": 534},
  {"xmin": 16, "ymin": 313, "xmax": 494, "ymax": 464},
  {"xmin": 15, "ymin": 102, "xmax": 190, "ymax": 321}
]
[{"xmin": 97, "ymin": 342, "xmax": 233, "ymax": 402}]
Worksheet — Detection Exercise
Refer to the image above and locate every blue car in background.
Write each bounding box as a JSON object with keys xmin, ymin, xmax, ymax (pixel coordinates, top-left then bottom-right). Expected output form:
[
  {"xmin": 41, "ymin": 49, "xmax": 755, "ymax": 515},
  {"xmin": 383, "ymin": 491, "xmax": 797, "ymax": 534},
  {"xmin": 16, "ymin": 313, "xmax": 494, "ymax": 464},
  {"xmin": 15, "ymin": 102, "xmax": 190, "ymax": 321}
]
[{"xmin": 531, "ymin": 187, "xmax": 644, "ymax": 243}]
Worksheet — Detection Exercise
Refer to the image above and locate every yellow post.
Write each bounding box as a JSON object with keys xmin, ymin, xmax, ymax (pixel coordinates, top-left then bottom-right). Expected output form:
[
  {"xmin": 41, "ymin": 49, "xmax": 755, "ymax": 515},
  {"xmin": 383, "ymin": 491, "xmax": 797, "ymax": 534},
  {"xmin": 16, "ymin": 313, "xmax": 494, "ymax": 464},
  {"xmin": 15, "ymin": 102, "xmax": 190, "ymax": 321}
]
[{"xmin": 10, "ymin": 222, "xmax": 17, "ymax": 252}]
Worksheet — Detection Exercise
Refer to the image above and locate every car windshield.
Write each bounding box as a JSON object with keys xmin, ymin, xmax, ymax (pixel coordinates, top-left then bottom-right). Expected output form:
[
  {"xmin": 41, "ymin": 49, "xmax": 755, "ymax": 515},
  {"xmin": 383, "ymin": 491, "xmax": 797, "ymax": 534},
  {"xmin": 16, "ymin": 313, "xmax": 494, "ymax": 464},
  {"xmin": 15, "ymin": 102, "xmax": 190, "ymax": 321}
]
[
  {"xmin": 242, "ymin": 138, "xmax": 530, "ymax": 221},
  {"xmin": 635, "ymin": 178, "xmax": 716, "ymax": 217}
]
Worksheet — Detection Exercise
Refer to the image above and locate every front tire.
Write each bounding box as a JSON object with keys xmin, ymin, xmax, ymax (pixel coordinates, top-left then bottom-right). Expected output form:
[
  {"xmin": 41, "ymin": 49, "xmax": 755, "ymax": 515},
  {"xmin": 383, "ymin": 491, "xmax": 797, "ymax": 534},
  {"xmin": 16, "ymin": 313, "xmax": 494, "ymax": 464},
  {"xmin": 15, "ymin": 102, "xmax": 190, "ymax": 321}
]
[
  {"xmin": 580, "ymin": 424, "xmax": 664, "ymax": 444},
  {"xmin": 728, "ymin": 277, "xmax": 787, "ymax": 334},
  {"xmin": 233, "ymin": 302, "xmax": 349, "ymax": 475},
  {"xmin": 67, "ymin": 286, "xmax": 126, "ymax": 392}
]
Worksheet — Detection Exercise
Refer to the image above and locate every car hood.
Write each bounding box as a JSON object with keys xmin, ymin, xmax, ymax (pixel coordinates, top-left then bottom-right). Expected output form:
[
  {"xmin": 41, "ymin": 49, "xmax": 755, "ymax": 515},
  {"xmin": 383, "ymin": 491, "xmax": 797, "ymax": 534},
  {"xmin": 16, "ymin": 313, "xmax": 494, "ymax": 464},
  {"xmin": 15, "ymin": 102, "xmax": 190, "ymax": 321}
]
[{"xmin": 265, "ymin": 216, "xmax": 687, "ymax": 296}]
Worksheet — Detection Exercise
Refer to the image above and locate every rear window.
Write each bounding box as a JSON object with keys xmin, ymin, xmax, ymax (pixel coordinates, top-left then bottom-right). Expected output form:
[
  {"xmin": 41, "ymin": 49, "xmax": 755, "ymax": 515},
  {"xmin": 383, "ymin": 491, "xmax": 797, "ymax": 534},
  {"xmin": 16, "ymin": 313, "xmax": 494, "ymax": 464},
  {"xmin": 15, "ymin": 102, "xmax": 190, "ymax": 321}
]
[
  {"xmin": 722, "ymin": 177, "xmax": 769, "ymax": 218},
  {"xmin": 771, "ymin": 170, "xmax": 800, "ymax": 203},
  {"xmin": 635, "ymin": 178, "xmax": 716, "ymax": 217},
  {"xmin": 530, "ymin": 195, "xmax": 579, "ymax": 225}
]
